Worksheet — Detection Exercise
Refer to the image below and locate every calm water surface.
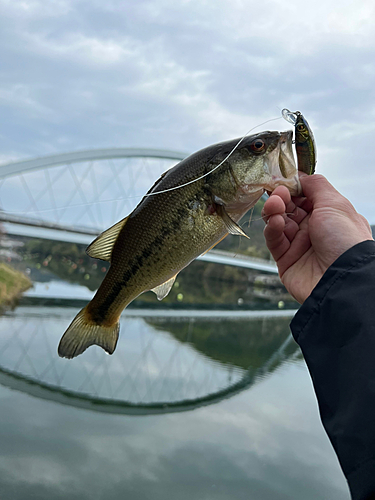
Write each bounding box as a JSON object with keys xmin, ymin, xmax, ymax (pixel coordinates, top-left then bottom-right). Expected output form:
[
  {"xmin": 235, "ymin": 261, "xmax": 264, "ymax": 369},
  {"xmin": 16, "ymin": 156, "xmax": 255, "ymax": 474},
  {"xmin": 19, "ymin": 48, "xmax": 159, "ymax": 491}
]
[{"xmin": 0, "ymin": 279, "xmax": 350, "ymax": 499}]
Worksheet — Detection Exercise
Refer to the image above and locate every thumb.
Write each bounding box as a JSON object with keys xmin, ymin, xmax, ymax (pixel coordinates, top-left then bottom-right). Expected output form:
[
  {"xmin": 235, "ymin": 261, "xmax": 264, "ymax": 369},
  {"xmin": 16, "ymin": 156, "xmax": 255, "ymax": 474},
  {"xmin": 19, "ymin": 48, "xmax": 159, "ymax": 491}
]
[{"xmin": 299, "ymin": 174, "xmax": 342, "ymax": 208}]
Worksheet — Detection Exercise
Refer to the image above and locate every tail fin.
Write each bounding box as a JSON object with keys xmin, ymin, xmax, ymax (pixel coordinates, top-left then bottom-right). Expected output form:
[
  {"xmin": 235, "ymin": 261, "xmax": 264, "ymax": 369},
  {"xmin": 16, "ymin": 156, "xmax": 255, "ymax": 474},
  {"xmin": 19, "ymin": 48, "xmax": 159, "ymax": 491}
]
[{"xmin": 58, "ymin": 307, "xmax": 119, "ymax": 359}]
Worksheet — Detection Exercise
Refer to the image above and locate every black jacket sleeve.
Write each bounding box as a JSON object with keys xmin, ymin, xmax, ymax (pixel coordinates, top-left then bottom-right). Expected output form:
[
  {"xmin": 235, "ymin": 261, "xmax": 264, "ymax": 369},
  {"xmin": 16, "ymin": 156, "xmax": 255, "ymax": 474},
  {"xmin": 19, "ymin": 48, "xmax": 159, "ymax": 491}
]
[{"xmin": 290, "ymin": 240, "xmax": 375, "ymax": 500}]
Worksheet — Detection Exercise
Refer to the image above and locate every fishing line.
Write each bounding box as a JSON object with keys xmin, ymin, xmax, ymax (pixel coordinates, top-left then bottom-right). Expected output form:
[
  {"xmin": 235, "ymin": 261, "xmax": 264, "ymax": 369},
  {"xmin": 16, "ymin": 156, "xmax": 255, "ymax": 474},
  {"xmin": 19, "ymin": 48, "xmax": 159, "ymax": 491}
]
[
  {"xmin": 218, "ymin": 209, "xmax": 299, "ymax": 247},
  {"xmin": 140, "ymin": 116, "xmax": 282, "ymax": 197},
  {"xmin": 5, "ymin": 116, "xmax": 282, "ymax": 217},
  {"xmin": 250, "ymin": 212, "xmax": 298, "ymax": 223}
]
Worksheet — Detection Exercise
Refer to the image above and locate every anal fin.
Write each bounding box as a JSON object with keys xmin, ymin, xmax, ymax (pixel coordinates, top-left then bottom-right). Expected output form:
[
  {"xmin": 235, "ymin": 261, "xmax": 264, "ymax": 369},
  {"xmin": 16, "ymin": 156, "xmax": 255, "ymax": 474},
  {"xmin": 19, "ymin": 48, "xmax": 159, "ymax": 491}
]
[{"xmin": 151, "ymin": 275, "xmax": 177, "ymax": 301}]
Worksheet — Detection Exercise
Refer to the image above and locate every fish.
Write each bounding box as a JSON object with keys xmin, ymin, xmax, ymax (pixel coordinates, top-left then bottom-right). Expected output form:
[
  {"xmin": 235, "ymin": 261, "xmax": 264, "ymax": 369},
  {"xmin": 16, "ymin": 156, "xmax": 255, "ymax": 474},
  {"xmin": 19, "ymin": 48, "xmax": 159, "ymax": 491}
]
[
  {"xmin": 282, "ymin": 109, "xmax": 316, "ymax": 175},
  {"xmin": 58, "ymin": 130, "xmax": 301, "ymax": 359}
]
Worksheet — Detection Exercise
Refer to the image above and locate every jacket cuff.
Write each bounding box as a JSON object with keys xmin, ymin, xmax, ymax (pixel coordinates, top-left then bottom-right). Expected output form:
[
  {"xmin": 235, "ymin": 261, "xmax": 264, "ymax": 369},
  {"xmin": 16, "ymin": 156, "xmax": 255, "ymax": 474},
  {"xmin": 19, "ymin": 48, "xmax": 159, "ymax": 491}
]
[{"xmin": 291, "ymin": 240, "xmax": 375, "ymax": 344}]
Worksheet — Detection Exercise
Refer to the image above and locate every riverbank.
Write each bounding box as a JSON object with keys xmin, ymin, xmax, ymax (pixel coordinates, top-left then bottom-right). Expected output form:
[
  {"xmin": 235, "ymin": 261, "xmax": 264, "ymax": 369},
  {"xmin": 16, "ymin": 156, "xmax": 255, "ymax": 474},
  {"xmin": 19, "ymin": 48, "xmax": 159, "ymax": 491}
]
[{"xmin": 0, "ymin": 263, "xmax": 32, "ymax": 308}]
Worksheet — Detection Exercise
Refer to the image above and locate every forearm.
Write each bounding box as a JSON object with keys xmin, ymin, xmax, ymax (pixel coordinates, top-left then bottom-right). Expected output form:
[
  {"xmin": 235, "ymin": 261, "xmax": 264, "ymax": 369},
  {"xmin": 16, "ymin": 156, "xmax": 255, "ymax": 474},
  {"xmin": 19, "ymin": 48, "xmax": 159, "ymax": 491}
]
[{"xmin": 291, "ymin": 240, "xmax": 375, "ymax": 500}]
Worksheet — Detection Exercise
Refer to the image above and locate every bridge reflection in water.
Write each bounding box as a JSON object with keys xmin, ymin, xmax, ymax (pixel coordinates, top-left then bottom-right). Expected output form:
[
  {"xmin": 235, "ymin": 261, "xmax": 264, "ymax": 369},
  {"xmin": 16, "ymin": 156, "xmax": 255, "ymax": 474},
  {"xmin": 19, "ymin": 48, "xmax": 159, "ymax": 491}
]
[{"xmin": 0, "ymin": 301, "xmax": 300, "ymax": 416}]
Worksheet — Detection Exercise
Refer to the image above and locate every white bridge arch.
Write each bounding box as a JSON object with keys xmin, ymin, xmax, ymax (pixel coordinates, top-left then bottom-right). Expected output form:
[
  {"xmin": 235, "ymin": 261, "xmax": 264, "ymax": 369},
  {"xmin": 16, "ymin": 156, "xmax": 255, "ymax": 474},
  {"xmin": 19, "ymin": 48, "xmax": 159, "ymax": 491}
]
[
  {"xmin": 0, "ymin": 147, "xmax": 277, "ymax": 272},
  {"xmin": 0, "ymin": 148, "xmax": 186, "ymax": 234},
  {"xmin": 0, "ymin": 148, "xmax": 187, "ymax": 178}
]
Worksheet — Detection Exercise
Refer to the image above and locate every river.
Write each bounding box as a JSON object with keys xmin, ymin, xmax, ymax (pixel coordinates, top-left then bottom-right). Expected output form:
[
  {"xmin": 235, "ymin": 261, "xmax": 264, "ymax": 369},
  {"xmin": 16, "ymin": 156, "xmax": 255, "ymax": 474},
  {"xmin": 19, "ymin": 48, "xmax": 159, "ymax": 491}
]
[{"xmin": 0, "ymin": 267, "xmax": 350, "ymax": 499}]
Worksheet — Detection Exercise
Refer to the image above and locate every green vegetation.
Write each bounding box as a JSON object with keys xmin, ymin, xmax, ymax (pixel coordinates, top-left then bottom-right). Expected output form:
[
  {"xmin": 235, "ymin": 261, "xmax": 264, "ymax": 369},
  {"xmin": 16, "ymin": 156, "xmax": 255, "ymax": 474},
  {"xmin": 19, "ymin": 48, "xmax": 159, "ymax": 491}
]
[
  {"xmin": 0, "ymin": 263, "xmax": 32, "ymax": 307},
  {"xmin": 21, "ymin": 239, "xmax": 109, "ymax": 292},
  {"xmin": 147, "ymin": 316, "xmax": 301, "ymax": 371},
  {"xmin": 18, "ymin": 197, "xmax": 294, "ymax": 309},
  {"xmin": 20, "ymin": 236, "xmax": 293, "ymax": 308}
]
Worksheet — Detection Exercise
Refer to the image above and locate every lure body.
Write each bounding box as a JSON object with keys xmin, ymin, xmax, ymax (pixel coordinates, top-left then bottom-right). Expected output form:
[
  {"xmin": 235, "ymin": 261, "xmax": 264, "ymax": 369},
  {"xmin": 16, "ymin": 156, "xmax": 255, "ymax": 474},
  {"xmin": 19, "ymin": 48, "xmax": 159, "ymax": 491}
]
[{"xmin": 282, "ymin": 109, "xmax": 316, "ymax": 175}]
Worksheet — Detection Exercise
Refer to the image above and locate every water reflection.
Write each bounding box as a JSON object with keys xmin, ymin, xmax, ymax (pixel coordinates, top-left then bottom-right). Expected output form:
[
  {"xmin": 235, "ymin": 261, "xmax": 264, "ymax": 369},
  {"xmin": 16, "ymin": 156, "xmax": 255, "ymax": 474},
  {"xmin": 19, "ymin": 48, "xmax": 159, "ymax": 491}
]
[
  {"xmin": 0, "ymin": 303, "xmax": 299, "ymax": 415},
  {"xmin": 0, "ymin": 300, "xmax": 349, "ymax": 498},
  {"xmin": 147, "ymin": 316, "xmax": 299, "ymax": 372}
]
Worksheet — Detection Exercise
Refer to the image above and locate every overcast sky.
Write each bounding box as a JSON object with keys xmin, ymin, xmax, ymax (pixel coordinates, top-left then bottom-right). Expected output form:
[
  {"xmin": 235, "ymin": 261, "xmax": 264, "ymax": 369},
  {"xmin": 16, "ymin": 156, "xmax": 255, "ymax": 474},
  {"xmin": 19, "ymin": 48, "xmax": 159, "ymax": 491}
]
[{"xmin": 1, "ymin": 0, "xmax": 375, "ymax": 220}]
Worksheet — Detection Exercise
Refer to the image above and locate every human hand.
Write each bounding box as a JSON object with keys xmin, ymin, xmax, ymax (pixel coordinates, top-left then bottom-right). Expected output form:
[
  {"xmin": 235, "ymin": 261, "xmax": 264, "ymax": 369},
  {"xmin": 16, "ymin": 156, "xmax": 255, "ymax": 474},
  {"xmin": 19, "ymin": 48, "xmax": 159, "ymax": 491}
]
[{"xmin": 262, "ymin": 174, "xmax": 373, "ymax": 303}]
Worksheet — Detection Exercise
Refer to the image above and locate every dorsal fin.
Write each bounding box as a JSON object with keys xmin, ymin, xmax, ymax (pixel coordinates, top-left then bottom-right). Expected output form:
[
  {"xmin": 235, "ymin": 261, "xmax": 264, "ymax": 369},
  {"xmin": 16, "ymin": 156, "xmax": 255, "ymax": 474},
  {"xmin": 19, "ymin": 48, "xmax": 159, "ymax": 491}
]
[
  {"xmin": 86, "ymin": 217, "xmax": 128, "ymax": 262},
  {"xmin": 151, "ymin": 274, "xmax": 177, "ymax": 300}
]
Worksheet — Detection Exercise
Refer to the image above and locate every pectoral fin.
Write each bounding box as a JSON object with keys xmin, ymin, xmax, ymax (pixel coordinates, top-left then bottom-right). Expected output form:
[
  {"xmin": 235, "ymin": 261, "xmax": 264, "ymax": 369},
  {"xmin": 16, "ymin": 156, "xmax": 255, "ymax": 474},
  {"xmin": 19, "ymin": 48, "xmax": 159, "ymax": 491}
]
[
  {"xmin": 151, "ymin": 275, "xmax": 177, "ymax": 301},
  {"xmin": 86, "ymin": 217, "xmax": 129, "ymax": 262},
  {"xmin": 216, "ymin": 204, "xmax": 249, "ymax": 239}
]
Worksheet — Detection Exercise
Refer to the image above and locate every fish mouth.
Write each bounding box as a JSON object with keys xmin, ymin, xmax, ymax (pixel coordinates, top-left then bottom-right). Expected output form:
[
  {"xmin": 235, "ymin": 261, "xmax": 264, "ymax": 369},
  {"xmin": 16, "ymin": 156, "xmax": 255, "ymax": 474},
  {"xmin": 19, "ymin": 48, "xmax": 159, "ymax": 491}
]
[{"xmin": 264, "ymin": 131, "xmax": 302, "ymax": 196}]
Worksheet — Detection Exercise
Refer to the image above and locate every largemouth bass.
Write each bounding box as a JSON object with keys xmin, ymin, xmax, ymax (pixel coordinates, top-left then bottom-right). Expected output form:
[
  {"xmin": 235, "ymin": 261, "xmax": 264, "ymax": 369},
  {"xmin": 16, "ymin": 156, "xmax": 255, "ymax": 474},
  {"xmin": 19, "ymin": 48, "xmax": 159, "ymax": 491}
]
[
  {"xmin": 58, "ymin": 130, "xmax": 301, "ymax": 358},
  {"xmin": 282, "ymin": 109, "xmax": 316, "ymax": 175}
]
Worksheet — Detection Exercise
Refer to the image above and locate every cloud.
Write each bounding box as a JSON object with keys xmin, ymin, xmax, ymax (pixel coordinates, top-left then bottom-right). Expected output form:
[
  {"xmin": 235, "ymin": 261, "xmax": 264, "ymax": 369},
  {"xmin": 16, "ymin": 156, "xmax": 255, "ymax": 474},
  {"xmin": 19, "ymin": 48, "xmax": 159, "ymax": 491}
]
[
  {"xmin": 0, "ymin": 0, "xmax": 72, "ymax": 18},
  {"xmin": 24, "ymin": 32, "xmax": 140, "ymax": 66},
  {"xmin": 0, "ymin": 0, "xmax": 374, "ymax": 220},
  {"xmin": 0, "ymin": 84, "xmax": 53, "ymax": 117}
]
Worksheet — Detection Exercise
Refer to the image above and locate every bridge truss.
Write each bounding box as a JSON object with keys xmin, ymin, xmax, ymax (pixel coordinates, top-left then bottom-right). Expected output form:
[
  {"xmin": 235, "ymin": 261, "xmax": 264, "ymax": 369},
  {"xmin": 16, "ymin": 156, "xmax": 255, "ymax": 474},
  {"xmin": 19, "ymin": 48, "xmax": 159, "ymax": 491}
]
[{"xmin": 0, "ymin": 148, "xmax": 187, "ymax": 234}]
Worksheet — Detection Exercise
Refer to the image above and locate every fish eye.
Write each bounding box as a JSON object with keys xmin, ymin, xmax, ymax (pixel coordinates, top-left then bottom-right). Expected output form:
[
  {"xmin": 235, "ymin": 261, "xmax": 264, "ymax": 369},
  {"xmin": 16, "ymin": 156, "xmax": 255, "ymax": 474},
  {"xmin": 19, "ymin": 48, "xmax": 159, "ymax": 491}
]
[
  {"xmin": 297, "ymin": 124, "xmax": 305, "ymax": 132},
  {"xmin": 250, "ymin": 139, "xmax": 266, "ymax": 153}
]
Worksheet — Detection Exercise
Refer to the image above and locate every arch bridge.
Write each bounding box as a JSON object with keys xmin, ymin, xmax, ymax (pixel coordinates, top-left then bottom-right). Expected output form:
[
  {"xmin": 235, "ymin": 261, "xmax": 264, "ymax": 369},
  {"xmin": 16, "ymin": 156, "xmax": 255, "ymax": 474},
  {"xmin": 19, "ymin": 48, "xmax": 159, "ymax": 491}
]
[{"xmin": 0, "ymin": 148, "xmax": 277, "ymax": 273}]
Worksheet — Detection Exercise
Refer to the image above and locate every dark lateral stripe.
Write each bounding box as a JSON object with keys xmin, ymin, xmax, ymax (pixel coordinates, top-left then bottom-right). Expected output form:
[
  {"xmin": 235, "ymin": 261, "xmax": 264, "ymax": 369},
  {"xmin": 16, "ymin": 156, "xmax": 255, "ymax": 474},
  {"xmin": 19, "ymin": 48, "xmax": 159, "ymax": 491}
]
[{"xmin": 92, "ymin": 206, "xmax": 188, "ymax": 321}]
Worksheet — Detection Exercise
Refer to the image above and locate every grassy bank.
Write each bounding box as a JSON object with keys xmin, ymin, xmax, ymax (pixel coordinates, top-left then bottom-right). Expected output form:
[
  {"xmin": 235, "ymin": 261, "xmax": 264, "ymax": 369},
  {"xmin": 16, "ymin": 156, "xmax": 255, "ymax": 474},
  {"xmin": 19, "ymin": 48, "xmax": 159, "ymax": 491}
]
[{"xmin": 0, "ymin": 263, "xmax": 32, "ymax": 307}]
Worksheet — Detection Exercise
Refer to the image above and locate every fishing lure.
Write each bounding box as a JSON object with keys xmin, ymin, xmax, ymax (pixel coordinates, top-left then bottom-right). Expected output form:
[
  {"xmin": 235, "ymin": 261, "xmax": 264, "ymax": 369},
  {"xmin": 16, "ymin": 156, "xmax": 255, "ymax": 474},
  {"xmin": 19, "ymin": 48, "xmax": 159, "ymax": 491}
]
[{"xmin": 282, "ymin": 109, "xmax": 316, "ymax": 175}]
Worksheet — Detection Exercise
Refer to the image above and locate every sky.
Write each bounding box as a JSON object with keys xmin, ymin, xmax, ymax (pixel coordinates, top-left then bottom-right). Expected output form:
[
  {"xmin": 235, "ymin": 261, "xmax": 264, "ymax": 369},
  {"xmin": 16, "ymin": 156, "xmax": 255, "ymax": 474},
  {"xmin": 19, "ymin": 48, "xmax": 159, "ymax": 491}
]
[{"xmin": 1, "ymin": 0, "xmax": 375, "ymax": 220}]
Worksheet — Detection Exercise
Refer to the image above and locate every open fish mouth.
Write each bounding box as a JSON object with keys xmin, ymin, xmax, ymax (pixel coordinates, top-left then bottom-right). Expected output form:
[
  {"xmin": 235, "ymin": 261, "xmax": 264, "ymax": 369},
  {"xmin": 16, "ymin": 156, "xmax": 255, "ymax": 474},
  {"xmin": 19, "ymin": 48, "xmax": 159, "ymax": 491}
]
[{"xmin": 264, "ymin": 130, "xmax": 302, "ymax": 196}]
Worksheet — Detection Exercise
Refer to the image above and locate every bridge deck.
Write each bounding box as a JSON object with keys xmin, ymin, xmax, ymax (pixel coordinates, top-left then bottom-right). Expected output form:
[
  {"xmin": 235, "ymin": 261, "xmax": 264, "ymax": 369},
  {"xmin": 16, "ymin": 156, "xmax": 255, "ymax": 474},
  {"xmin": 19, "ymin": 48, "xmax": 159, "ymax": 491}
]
[{"xmin": 3, "ymin": 217, "xmax": 278, "ymax": 274}]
